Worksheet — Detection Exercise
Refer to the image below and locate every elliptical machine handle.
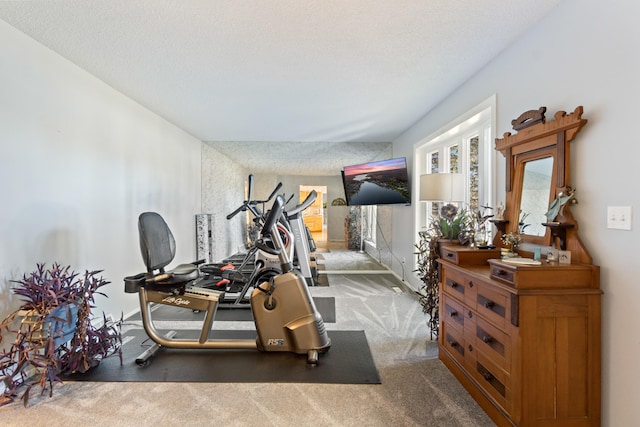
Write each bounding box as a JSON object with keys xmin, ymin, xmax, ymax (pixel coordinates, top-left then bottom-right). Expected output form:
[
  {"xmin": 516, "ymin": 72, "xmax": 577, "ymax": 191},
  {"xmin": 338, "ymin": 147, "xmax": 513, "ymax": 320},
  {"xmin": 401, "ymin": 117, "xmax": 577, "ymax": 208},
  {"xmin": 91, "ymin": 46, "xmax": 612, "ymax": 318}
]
[
  {"xmin": 262, "ymin": 195, "xmax": 284, "ymax": 237},
  {"xmin": 247, "ymin": 174, "xmax": 253, "ymax": 202},
  {"xmin": 286, "ymin": 189, "xmax": 317, "ymax": 216},
  {"xmin": 265, "ymin": 182, "xmax": 283, "ymax": 202},
  {"xmin": 262, "ymin": 195, "xmax": 293, "ymax": 273},
  {"xmin": 226, "ymin": 204, "xmax": 245, "ymax": 220}
]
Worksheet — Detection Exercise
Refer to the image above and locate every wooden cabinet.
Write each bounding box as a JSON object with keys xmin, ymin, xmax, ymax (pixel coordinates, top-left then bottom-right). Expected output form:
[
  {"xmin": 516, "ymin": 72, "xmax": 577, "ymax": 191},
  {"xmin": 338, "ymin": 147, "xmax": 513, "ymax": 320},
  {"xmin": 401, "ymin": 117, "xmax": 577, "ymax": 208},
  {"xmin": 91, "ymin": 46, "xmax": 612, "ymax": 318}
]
[
  {"xmin": 303, "ymin": 215, "xmax": 323, "ymax": 232},
  {"xmin": 438, "ymin": 247, "xmax": 601, "ymax": 426},
  {"xmin": 300, "ymin": 190, "xmax": 323, "ymax": 232}
]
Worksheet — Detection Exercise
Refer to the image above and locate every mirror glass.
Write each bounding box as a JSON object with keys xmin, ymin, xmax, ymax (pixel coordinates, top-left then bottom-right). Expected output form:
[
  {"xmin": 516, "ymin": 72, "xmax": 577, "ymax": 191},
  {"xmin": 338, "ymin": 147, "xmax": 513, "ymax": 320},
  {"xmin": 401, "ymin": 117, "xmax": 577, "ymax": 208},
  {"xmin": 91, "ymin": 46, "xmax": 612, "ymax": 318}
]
[{"xmin": 518, "ymin": 157, "xmax": 553, "ymax": 236}]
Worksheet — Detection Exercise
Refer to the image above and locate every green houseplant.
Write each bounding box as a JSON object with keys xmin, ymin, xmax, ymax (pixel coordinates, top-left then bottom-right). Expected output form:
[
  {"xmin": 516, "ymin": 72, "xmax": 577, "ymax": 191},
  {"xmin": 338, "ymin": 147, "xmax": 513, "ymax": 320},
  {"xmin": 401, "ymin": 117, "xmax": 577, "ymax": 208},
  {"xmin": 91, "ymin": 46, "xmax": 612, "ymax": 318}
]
[
  {"xmin": 0, "ymin": 263, "xmax": 122, "ymax": 406},
  {"xmin": 415, "ymin": 205, "xmax": 489, "ymax": 339},
  {"xmin": 434, "ymin": 203, "xmax": 471, "ymax": 243}
]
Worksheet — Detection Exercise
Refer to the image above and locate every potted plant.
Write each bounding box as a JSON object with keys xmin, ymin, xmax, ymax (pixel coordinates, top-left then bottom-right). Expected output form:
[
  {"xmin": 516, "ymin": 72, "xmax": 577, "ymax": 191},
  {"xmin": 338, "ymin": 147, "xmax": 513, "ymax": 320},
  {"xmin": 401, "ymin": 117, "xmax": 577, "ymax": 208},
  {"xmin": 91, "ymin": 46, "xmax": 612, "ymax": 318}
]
[
  {"xmin": 0, "ymin": 263, "xmax": 122, "ymax": 406},
  {"xmin": 414, "ymin": 204, "xmax": 488, "ymax": 339},
  {"xmin": 433, "ymin": 203, "xmax": 472, "ymax": 245},
  {"xmin": 414, "ymin": 226, "xmax": 441, "ymax": 340},
  {"xmin": 501, "ymin": 232, "xmax": 523, "ymax": 258}
]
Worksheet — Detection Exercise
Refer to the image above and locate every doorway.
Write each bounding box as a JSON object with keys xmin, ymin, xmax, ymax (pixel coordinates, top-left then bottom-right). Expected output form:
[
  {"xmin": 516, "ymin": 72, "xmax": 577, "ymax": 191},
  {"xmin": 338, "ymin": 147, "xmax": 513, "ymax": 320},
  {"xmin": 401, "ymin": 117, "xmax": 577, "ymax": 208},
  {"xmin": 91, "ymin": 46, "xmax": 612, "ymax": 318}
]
[{"xmin": 299, "ymin": 185, "xmax": 327, "ymax": 246}]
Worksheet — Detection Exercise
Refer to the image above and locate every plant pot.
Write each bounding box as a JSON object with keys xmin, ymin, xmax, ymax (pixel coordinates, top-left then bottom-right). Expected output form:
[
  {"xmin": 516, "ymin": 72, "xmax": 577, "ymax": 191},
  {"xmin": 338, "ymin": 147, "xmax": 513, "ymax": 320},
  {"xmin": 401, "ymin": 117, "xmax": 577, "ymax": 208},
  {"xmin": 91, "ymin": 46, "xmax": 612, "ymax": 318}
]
[
  {"xmin": 47, "ymin": 304, "xmax": 79, "ymax": 347},
  {"xmin": 437, "ymin": 238, "xmax": 460, "ymax": 246},
  {"xmin": 438, "ymin": 238, "xmax": 463, "ymax": 258},
  {"xmin": 22, "ymin": 304, "xmax": 78, "ymax": 348}
]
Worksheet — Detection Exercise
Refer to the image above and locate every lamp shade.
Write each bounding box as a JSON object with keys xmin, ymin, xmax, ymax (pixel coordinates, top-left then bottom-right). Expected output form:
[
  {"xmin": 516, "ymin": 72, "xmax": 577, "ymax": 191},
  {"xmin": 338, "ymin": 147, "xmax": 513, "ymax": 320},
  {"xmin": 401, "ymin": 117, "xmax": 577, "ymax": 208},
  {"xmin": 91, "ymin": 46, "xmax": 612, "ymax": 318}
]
[{"xmin": 419, "ymin": 173, "xmax": 465, "ymax": 202}]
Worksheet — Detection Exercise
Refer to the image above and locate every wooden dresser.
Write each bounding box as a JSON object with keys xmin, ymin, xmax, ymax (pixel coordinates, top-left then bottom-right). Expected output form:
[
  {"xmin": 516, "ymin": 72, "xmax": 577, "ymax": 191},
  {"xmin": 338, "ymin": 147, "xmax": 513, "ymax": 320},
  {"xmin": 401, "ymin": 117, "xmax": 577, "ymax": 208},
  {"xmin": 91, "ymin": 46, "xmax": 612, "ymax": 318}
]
[
  {"xmin": 438, "ymin": 246, "xmax": 601, "ymax": 426},
  {"xmin": 430, "ymin": 106, "xmax": 601, "ymax": 425}
]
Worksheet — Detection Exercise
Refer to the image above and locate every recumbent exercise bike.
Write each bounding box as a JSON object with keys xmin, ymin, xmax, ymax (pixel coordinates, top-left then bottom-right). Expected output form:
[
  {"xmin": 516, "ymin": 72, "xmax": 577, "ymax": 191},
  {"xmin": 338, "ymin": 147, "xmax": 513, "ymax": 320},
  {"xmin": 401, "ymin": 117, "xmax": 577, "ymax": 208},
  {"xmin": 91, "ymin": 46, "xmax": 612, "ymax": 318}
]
[{"xmin": 124, "ymin": 195, "xmax": 331, "ymax": 366}]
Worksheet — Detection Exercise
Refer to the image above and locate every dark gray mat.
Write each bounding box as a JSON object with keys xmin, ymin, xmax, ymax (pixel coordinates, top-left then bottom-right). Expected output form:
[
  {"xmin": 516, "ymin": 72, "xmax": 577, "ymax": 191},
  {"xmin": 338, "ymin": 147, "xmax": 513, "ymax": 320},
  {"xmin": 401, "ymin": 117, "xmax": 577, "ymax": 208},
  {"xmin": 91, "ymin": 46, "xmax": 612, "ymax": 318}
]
[
  {"xmin": 315, "ymin": 263, "xmax": 329, "ymax": 287},
  {"xmin": 316, "ymin": 272, "xmax": 329, "ymax": 287},
  {"xmin": 66, "ymin": 329, "xmax": 380, "ymax": 385},
  {"xmin": 127, "ymin": 297, "xmax": 335, "ymax": 323}
]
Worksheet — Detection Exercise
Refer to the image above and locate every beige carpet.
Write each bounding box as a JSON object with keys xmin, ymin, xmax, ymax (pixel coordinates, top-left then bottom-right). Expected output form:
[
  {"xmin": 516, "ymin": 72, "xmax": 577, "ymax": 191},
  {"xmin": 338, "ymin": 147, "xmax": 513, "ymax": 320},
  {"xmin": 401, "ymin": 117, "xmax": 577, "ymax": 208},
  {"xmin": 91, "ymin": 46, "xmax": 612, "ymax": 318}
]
[{"xmin": 0, "ymin": 248, "xmax": 494, "ymax": 426}]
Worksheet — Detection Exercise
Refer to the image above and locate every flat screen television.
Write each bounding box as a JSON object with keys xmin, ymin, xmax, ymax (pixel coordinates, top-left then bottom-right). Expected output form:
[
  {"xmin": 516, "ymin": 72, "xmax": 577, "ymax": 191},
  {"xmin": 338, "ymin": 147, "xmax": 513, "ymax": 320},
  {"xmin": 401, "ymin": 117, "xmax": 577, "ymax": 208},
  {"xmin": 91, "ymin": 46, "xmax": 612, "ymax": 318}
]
[{"xmin": 341, "ymin": 157, "xmax": 411, "ymax": 206}]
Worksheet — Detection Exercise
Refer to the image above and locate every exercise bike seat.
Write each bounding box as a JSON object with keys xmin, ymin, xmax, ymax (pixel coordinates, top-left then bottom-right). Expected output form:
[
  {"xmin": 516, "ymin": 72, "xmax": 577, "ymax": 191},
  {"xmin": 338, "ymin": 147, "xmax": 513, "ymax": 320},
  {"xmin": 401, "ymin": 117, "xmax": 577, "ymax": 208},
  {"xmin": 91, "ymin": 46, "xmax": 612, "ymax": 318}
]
[{"xmin": 124, "ymin": 212, "xmax": 199, "ymax": 293}]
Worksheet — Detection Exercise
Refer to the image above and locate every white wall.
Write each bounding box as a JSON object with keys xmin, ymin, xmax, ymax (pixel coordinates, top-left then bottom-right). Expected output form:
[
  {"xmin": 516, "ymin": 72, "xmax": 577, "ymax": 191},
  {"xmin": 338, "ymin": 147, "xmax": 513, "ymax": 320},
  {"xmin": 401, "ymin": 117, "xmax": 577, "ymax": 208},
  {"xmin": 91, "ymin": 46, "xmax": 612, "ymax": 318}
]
[
  {"xmin": 392, "ymin": 0, "xmax": 639, "ymax": 424},
  {"xmin": 0, "ymin": 21, "xmax": 202, "ymax": 320}
]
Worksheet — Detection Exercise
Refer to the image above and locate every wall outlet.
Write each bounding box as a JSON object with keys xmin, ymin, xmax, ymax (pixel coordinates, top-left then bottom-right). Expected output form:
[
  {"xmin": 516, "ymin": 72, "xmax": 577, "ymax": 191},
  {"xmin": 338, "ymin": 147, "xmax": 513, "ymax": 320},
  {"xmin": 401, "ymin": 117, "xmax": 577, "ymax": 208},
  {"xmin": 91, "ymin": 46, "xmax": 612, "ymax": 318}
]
[{"xmin": 607, "ymin": 206, "xmax": 632, "ymax": 230}]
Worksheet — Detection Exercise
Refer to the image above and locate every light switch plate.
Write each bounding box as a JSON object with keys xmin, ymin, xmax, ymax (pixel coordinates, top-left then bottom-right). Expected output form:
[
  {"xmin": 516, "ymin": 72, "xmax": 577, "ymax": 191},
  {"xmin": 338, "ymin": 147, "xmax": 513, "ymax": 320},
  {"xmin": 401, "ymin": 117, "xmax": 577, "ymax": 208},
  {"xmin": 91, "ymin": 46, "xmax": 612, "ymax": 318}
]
[{"xmin": 607, "ymin": 206, "xmax": 632, "ymax": 230}]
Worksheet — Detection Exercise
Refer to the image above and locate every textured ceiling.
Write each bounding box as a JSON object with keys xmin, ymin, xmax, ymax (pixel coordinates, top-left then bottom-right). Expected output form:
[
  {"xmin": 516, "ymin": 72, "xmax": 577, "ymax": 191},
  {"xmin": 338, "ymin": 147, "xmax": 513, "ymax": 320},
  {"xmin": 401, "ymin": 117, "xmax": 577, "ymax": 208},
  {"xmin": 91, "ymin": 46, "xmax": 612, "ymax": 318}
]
[
  {"xmin": 0, "ymin": 1, "xmax": 560, "ymax": 174},
  {"xmin": 0, "ymin": 1, "xmax": 561, "ymax": 142},
  {"xmin": 206, "ymin": 140, "xmax": 393, "ymax": 176}
]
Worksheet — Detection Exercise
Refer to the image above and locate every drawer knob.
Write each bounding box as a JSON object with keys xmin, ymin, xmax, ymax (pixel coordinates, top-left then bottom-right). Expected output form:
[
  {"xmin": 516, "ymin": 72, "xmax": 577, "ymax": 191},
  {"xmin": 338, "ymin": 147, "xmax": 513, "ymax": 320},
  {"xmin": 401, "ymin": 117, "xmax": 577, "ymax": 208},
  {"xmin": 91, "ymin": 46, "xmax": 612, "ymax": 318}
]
[
  {"xmin": 496, "ymin": 269, "xmax": 507, "ymax": 276},
  {"xmin": 482, "ymin": 335, "xmax": 493, "ymax": 344},
  {"xmin": 468, "ymin": 280, "xmax": 474, "ymax": 288},
  {"xmin": 468, "ymin": 344, "xmax": 473, "ymax": 352},
  {"xmin": 483, "ymin": 300, "xmax": 495, "ymax": 309},
  {"xmin": 449, "ymin": 310, "xmax": 458, "ymax": 317},
  {"xmin": 446, "ymin": 252, "xmax": 454, "ymax": 258},
  {"xmin": 483, "ymin": 372, "xmax": 494, "ymax": 381},
  {"xmin": 448, "ymin": 340, "xmax": 458, "ymax": 348},
  {"xmin": 467, "ymin": 311, "xmax": 473, "ymax": 319}
]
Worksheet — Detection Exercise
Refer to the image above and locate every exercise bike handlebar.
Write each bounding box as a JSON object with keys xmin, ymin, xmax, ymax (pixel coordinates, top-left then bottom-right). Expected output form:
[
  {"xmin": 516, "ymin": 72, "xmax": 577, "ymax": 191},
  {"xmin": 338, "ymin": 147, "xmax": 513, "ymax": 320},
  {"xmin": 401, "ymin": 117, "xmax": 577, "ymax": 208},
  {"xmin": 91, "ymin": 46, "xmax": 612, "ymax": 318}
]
[
  {"xmin": 226, "ymin": 177, "xmax": 283, "ymax": 220},
  {"xmin": 286, "ymin": 189, "xmax": 317, "ymax": 216}
]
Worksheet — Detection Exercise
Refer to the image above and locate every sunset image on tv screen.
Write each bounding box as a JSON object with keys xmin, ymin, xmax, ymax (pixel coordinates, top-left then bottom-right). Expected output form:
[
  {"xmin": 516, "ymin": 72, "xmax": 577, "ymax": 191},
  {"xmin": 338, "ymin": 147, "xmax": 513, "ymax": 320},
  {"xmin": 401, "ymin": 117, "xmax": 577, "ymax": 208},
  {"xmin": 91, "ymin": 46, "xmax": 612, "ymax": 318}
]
[{"xmin": 342, "ymin": 158, "xmax": 410, "ymax": 206}]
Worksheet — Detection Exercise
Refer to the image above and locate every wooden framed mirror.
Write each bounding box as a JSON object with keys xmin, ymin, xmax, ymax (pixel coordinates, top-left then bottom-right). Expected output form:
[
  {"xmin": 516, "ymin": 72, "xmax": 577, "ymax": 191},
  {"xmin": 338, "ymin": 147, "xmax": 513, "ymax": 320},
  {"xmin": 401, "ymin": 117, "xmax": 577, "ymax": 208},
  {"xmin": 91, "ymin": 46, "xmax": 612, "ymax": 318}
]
[
  {"xmin": 512, "ymin": 147, "xmax": 556, "ymax": 244},
  {"xmin": 493, "ymin": 105, "xmax": 592, "ymax": 264}
]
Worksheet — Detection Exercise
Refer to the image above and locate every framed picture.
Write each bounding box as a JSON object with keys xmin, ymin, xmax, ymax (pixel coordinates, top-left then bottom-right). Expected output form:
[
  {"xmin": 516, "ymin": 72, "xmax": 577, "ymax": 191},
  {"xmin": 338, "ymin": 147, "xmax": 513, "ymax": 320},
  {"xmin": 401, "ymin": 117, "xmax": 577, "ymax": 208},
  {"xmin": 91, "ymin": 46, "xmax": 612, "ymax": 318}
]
[{"xmin": 558, "ymin": 250, "xmax": 571, "ymax": 264}]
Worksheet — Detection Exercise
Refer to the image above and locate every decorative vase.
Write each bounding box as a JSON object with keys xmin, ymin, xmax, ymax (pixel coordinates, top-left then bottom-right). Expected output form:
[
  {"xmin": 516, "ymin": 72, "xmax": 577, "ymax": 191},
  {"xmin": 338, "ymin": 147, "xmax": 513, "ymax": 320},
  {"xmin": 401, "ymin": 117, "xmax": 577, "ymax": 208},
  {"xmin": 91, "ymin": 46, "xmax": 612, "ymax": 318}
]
[
  {"xmin": 501, "ymin": 248, "xmax": 518, "ymax": 259},
  {"xmin": 473, "ymin": 223, "xmax": 490, "ymax": 247}
]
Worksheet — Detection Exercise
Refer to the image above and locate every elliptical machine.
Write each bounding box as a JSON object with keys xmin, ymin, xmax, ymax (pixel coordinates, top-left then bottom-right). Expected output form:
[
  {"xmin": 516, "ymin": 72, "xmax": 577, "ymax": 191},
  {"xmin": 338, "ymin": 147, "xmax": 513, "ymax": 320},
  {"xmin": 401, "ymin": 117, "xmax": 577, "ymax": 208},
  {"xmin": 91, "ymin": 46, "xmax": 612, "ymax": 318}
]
[
  {"xmin": 124, "ymin": 195, "xmax": 331, "ymax": 365},
  {"xmin": 199, "ymin": 176, "xmax": 294, "ymax": 307},
  {"xmin": 284, "ymin": 190, "xmax": 319, "ymax": 286}
]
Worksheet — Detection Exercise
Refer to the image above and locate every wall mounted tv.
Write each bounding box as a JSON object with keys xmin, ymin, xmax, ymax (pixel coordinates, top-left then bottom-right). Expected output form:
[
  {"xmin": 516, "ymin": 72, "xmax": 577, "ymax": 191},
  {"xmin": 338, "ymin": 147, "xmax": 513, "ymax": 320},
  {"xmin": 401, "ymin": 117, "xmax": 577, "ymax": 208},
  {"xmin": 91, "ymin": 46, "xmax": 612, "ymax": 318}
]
[{"xmin": 341, "ymin": 157, "xmax": 411, "ymax": 206}]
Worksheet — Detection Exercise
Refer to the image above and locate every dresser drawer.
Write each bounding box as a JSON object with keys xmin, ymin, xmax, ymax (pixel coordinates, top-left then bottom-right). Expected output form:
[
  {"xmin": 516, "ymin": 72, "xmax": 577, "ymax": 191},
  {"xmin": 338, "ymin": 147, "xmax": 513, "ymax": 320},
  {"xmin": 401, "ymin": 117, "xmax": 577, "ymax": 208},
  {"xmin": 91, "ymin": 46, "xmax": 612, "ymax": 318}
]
[
  {"xmin": 441, "ymin": 321, "xmax": 466, "ymax": 366},
  {"xmin": 442, "ymin": 293, "xmax": 465, "ymax": 334},
  {"xmin": 439, "ymin": 245, "xmax": 501, "ymax": 265},
  {"xmin": 488, "ymin": 259, "xmax": 600, "ymax": 290},
  {"xmin": 441, "ymin": 268, "xmax": 466, "ymax": 302},
  {"xmin": 471, "ymin": 350, "xmax": 512, "ymax": 413},
  {"xmin": 442, "ymin": 266, "xmax": 478, "ymax": 307},
  {"xmin": 473, "ymin": 316, "xmax": 511, "ymax": 373},
  {"xmin": 475, "ymin": 282, "xmax": 510, "ymax": 329},
  {"xmin": 489, "ymin": 262, "xmax": 515, "ymax": 284}
]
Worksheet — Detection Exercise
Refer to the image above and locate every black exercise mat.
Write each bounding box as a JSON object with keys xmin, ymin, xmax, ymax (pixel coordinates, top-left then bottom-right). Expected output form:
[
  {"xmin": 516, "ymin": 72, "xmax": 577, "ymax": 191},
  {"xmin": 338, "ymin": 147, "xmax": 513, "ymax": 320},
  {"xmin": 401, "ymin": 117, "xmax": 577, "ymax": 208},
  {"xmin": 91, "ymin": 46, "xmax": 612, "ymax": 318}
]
[
  {"xmin": 127, "ymin": 297, "xmax": 335, "ymax": 323},
  {"xmin": 66, "ymin": 329, "xmax": 380, "ymax": 385},
  {"xmin": 316, "ymin": 272, "xmax": 329, "ymax": 287}
]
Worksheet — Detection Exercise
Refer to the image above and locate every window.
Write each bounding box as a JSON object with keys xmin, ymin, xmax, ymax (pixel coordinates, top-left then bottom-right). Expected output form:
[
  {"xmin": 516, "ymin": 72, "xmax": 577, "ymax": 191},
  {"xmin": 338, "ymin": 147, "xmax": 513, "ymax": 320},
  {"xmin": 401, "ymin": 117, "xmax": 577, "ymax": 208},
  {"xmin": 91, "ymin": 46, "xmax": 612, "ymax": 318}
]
[
  {"xmin": 362, "ymin": 205, "xmax": 377, "ymax": 246},
  {"xmin": 414, "ymin": 97, "xmax": 496, "ymax": 243}
]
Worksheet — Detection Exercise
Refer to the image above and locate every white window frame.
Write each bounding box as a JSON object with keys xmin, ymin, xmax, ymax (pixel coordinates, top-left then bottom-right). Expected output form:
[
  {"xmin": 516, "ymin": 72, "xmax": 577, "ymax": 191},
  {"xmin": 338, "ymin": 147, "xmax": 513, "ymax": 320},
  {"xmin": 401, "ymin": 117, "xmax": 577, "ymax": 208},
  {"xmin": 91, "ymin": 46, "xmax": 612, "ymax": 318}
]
[
  {"xmin": 362, "ymin": 205, "xmax": 377, "ymax": 247},
  {"xmin": 413, "ymin": 95, "xmax": 498, "ymax": 249}
]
